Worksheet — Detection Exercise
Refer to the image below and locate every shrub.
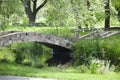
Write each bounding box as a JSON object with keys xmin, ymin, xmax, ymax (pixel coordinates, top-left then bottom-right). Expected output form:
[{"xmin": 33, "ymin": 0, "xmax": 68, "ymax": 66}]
[
  {"xmin": 15, "ymin": 52, "xmax": 24, "ymax": 64},
  {"xmin": 72, "ymin": 34, "xmax": 120, "ymax": 67},
  {"xmin": 75, "ymin": 65, "xmax": 89, "ymax": 73},
  {"xmin": 72, "ymin": 39, "xmax": 100, "ymax": 66},
  {"xmin": 90, "ymin": 63, "xmax": 98, "ymax": 74},
  {"xmin": 11, "ymin": 42, "xmax": 51, "ymax": 66},
  {"xmin": 98, "ymin": 35, "xmax": 120, "ymax": 65},
  {"xmin": 74, "ymin": 58, "xmax": 116, "ymax": 74},
  {"xmin": 0, "ymin": 48, "xmax": 15, "ymax": 62}
]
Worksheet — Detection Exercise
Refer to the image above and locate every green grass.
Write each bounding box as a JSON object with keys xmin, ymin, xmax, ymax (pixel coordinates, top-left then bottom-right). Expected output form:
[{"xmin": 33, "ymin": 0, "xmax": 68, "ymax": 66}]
[
  {"xmin": 1, "ymin": 26, "xmax": 74, "ymax": 37},
  {"xmin": 0, "ymin": 62, "xmax": 120, "ymax": 80},
  {"xmin": 0, "ymin": 26, "xmax": 93, "ymax": 37}
]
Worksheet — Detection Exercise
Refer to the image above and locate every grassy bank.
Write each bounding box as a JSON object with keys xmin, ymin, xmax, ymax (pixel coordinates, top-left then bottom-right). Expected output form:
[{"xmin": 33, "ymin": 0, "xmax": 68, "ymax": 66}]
[
  {"xmin": 0, "ymin": 26, "xmax": 74, "ymax": 37},
  {"xmin": 0, "ymin": 62, "xmax": 120, "ymax": 80},
  {"xmin": 0, "ymin": 26, "xmax": 93, "ymax": 37}
]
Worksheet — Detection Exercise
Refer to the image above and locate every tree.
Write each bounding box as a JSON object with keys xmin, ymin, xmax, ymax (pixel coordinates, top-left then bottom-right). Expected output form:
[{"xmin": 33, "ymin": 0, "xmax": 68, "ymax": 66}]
[
  {"xmin": 0, "ymin": 0, "xmax": 22, "ymax": 30},
  {"xmin": 21, "ymin": 0, "xmax": 48, "ymax": 26},
  {"xmin": 70, "ymin": 0, "xmax": 82, "ymax": 29},
  {"xmin": 0, "ymin": 0, "xmax": 22, "ymax": 18},
  {"xmin": 104, "ymin": 0, "xmax": 110, "ymax": 29},
  {"xmin": 70, "ymin": 0, "xmax": 104, "ymax": 29},
  {"xmin": 46, "ymin": 0, "xmax": 71, "ymax": 27},
  {"xmin": 46, "ymin": 0, "xmax": 104, "ymax": 29}
]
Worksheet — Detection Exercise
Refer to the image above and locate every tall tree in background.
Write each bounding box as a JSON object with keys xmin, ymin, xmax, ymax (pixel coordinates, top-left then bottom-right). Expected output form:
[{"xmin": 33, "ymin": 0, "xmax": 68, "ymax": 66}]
[
  {"xmin": 47, "ymin": 0, "xmax": 104, "ymax": 29},
  {"xmin": 21, "ymin": 0, "xmax": 48, "ymax": 25},
  {"xmin": 0, "ymin": 0, "xmax": 22, "ymax": 30},
  {"xmin": 70, "ymin": 0, "xmax": 82, "ymax": 29},
  {"xmin": 104, "ymin": 0, "xmax": 110, "ymax": 29},
  {"xmin": 0, "ymin": 0, "xmax": 21, "ymax": 18}
]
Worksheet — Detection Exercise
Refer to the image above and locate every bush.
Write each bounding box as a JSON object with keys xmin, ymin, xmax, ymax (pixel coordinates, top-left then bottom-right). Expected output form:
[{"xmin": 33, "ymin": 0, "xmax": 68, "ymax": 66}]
[
  {"xmin": 75, "ymin": 65, "xmax": 89, "ymax": 73},
  {"xmin": 98, "ymin": 35, "xmax": 120, "ymax": 66},
  {"xmin": 90, "ymin": 63, "xmax": 98, "ymax": 74},
  {"xmin": 72, "ymin": 39, "xmax": 100, "ymax": 66},
  {"xmin": 72, "ymin": 34, "xmax": 120, "ymax": 67},
  {"xmin": 0, "ymin": 48, "xmax": 15, "ymax": 62},
  {"xmin": 10, "ymin": 42, "xmax": 51, "ymax": 66},
  {"xmin": 74, "ymin": 58, "xmax": 116, "ymax": 74},
  {"xmin": 15, "ymin": 52, "xmax": 24, "ymax": 64}
]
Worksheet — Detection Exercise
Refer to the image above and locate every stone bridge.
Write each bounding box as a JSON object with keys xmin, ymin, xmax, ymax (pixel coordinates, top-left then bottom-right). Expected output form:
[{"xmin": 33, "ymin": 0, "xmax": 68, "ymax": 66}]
[
  {"xmin": 0, "ymin": 31, "xmax": 73, "ymax": 65},
  {"xmin": 1, "ymin": 30, "xmax": 118, "ymax": 65},
  {"xmin": 0, "ymin": 31, "xmax": 72, "ymax": 52}
]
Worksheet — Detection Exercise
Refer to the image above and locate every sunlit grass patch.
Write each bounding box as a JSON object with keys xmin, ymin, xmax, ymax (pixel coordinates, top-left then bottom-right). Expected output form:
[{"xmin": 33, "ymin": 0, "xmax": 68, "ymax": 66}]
[
  {"xmin": 0, "ymin": 62, "xmax": 120, "ymax": 80},
  {"xmin": 3, "ymin": 26, "xmax": 74, "ymax": 37}
]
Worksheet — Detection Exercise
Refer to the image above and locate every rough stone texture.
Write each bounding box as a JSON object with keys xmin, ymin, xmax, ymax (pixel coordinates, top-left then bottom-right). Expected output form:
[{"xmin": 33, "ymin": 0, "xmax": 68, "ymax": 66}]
[
  {"xmin": 1, "ymin": 31, "xmax": 118, "ymax": 52},
  {"xmin": 99, "ymin": 31, "xmax": 120, "ymax": 38},
  {"xmin": 0, "ymin": 31, "xmax": 19, "ymax": 36},
  {"xmin": 79, "ymin": 31, "xmax": 120, "ymax": 40},
  {"xmin": 0, "ymin": 32, "xmax": 72, "ymax": 51}
]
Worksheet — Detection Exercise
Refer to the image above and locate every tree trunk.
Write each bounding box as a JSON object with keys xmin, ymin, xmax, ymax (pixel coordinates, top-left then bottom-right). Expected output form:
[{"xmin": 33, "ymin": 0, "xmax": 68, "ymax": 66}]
[
  {"xmin": 21, "ymin": 0, "xmax": 48, "ymax": 26},
  {"xmin": 24, "ymin": 1, "xmax": 36, "ymax": 26},
  {"xmin": 28, "ymin": 13, "xmax": 36, "ymax": 26},
  {"xmin": 105, "ymin": 0, "xmax": 110, "ymax": 29}
]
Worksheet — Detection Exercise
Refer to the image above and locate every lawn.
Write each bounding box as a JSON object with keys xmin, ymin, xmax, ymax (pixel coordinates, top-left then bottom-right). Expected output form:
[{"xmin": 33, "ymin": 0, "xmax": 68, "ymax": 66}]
[
  {"xmin": 2, "ymin": 26, "xmax": 74, "ymax": 37},
  {"xmin": 0, "ymin": 62, "xmax": 120, "ymax": 80},
  {"xmin": 0, "ymin": 26, "xmax": 93, "ymax": 37}
]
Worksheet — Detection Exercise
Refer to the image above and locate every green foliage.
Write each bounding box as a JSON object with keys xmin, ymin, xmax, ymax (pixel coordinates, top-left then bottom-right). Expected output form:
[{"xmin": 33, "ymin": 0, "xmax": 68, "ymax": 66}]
[
  {"xmin": 74, "ymin": 57, "xmax": 116, "ymax": 74},
  {"xmin": 0, "ymin": 41, "xmax": 52, "ymax": 66},
  {"xmin": 112, "ymin": 0, "xmax": 120, "ymax": 11},
  {"xmin": 46, "ymin": 0, "xmax": 70, "ymax": 27},
  {"xmin": 98, "ymin": 34, "xmax": 120, "ymax": 62},
  {"xmin": 0, "ymin": 0, "xmax": 22, "ymax": 16},
  {"xmin": 0, "ymin": 0, "xmax": 23, "ymax": 30},
  {"xmin": 46, "ymin": 0, "xmax": 111, "ymax": 28},
  {"xmin": 90, "ymin": 63, "xmax": 99, "ymax": 74},
  {"xmin": 72, "ymin": 39, "xmax": 100, "ymax": 65},
  {"xmin": 10, "ymin": 42, "xmax": 51, "ymax": 66},
  {"xmin": 15, "ymin": 53, "xmax": 24, "ymax": 64},
  {"xmin": 72, "ymin": 34, "xmax": 120, "ymax": 67},
  {"xmin": 75, "ymin": 65, "xmax": 89, "ymax": 73},
  {"xmin": 0, "ymin": 0, "xmax": 119, "ymax": 28},
  {"xmin": 0, "ymin": 48, "xmax": 15, "ymax": 62}
]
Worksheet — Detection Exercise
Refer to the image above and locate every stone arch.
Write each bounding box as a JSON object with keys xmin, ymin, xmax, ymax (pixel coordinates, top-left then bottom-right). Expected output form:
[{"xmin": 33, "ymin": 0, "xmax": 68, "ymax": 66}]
[{"xmin": 0, "ymin": 32, "xmax": 72, "ymax": 52}]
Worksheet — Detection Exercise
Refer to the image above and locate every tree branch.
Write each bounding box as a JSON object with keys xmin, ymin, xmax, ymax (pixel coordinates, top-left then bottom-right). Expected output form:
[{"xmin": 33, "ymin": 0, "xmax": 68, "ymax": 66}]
[
  {"xmin": 87, "ymin": 0, "xmax": 90, "ymax": 9},
  {"xmin": 33, "ymin": 0, "xmax": 37, "ymax": 13},
  {"xmin": 35, "ymin": 0, "xmax": 48, "ymax": 14}
]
